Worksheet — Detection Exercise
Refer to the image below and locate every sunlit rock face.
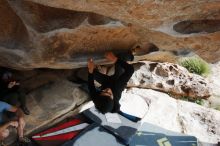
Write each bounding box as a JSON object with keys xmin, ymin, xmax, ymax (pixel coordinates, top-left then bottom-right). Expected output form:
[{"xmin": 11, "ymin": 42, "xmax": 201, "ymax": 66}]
[
  {"xmin": 207, "ymin": 61, "xmax": 220, "ymax": 110},
  {"xmin": 0, "ymin": 0, "xmax": 220, "ymax": 69},
  {"xmin": 128, "ymin": 61, "xmax": 211, "ymax": 99},
  {"xmin": 125, "ymin": 88, "xmax": 220, "ymax": 144}
]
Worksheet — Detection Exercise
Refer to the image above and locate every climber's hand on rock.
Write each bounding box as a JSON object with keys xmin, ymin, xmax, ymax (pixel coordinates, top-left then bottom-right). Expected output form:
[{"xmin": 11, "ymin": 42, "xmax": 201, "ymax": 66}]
[
  {"xmin": 105, "ymin": 52, "xmax": 118, "ymax": 63},
  {"xmin": 88, "ymin": 58, "xmax": 95, "ymax": 73}
]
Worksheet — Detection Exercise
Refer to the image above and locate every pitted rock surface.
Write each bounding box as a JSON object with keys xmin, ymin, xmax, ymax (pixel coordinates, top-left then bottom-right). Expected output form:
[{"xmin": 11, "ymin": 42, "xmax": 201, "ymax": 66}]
[{"xmin": 128, "ymin": 61, "xmax": 211, "ymax": 99}]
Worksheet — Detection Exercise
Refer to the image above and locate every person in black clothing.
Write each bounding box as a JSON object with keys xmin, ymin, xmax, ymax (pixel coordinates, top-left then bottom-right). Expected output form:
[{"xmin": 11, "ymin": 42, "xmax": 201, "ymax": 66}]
[
  {"xmin": 0, "ymin": 69, "xmax": 30, "ymax": 115},
  {"xmin": 87, "ymin": 52, "xmax": 134, "ymax": 114}
]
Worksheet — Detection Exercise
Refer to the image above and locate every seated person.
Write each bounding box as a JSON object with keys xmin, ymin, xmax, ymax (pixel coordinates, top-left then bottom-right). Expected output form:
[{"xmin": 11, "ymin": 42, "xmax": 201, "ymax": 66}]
[
  {"xmin": 0, "ymin": 101, "xmax": 26, "ymax": 143},
  {"xmin": 87, "ymin": 52, "xmax": 134, "ymax": 114},
  {"xmin": 0, "ymin": 70, "xmax": 30, "ymax": 115}
]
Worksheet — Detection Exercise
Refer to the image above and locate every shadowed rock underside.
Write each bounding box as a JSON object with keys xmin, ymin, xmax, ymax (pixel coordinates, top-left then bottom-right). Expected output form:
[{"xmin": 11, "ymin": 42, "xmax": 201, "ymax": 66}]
[{"xmin": 0, "ymin": 0, "xmax": 220, "ymax": 69}]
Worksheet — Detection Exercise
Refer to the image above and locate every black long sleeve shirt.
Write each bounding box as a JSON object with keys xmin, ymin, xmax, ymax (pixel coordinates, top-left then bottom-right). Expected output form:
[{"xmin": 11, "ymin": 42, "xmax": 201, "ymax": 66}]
[{"xmin": 88, "ymin": 59, "xmax": 134, "ymax": 112}]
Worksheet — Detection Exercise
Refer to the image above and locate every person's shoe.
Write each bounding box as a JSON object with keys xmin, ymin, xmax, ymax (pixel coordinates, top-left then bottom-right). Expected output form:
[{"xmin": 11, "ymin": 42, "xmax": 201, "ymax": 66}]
[
  {"xmin": 19, "ymin": 137, "xmax": 31, "ymax": 143},
  {"xmin": 17, "ymin": 137, "xmax": 31, "ymax": 146},
  {"xmin": 21, "ymin": 106, "xmax": 30, "ymax": 115}
]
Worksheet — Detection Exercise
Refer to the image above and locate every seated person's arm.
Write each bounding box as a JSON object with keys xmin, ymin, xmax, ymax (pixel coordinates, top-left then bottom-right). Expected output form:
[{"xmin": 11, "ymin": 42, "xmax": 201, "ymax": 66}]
[
  {"xmin": 0, "ymin": 103, "xmax": 18, "ymax": 135},
  {"xmin": 8, "ymin": 105, "xmax": 25, "ymax": 139},
  {"xmin": 8, "ymin": 106, "xmax": 24, "ymax": 119}
]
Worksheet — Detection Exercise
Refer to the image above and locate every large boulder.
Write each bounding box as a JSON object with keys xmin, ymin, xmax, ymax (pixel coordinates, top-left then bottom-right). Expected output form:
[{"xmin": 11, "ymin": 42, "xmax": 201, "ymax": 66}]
[
  {"xmin": 123, "ymin": 88, "xmax": 220, "ymax": 144},
  {"xmin": 0, "ymin": 0, "xmax": 220, "ymax": 69},
  {"xmin": 207, "ymin": 61, "xmax": 220, "ymax": 110},
  {"xmin": 24, "ymin": 79, "xmax": 89, "ymax": 135},
  {"xmin": 128, "ymin": 61, "xmax": 211, "ymax": 99}
]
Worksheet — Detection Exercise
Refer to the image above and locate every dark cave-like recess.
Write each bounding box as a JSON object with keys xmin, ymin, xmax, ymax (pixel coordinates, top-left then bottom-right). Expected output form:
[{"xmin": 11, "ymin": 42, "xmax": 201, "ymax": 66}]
[{"xmin": 173, "ymin": 20, "xmax": 220, "ymax": 34}]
